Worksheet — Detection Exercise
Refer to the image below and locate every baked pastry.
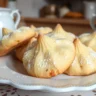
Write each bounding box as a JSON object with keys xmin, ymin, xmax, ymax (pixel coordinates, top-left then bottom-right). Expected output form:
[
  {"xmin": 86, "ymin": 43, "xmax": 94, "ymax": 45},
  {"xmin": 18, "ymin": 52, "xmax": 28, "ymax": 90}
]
[
  {"xmin": 0, "ymin": 27, "xmax": 35, "ymax": 56},
  {"xmin": 30, "ymin": 25, "xmax": 36, "ymax": 30},
  {"xmin": 47, "ymin": 24, "xmax": 75, "ymax": 42},
  {"xmin": 15, "ymin": 43, "xmax": 28, "ymax": 61},
  {"xmin": 15, "ymin": 25, "xmax": 36, "ymax": 61},
  {"xmin": 79, "ymin": 32, "xmax": 96, "ymax": 51},
  {"xmin": 2, "ymin": 28, "xmax": 12, "ymax": 36},
  {"xmin": 23, "ymin": 34, "xmax": 75, "ymax": 78},
  {"xmin": 65, "ymin": 38, "xmax": 96, "ymax": 76},
  {"xmin": 15, "ymin": 38, "xmax": 37, "ymax": 61},
  {"xmin": 79, "ymin": 33, "xmax": 91, "ymax": 45},
  {"xmin": 30, "ymin": 25, "xmax": 52, "ymax": 35},
  {"xmin": 15, "ymin": 26, "xmax": 52, "ymax": 61},
  {"xmin": 35, "ymin": 27, "xmax": 52, "ymax": 37}
]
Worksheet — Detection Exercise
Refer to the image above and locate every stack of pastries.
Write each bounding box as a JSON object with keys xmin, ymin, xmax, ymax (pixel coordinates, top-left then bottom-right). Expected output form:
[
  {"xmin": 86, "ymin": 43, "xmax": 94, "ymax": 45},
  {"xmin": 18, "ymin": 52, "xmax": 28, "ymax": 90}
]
[{"xmin": 1, "ymin": 24, "xmax": 96, "ymax": 78}]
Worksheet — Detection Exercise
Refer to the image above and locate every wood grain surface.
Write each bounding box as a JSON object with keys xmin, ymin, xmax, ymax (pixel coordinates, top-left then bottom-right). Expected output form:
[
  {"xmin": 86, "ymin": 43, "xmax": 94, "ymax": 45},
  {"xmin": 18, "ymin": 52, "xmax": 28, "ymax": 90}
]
[{"xmin": 21, "ymin": 17, "xmax": 94, "ymax": 35}]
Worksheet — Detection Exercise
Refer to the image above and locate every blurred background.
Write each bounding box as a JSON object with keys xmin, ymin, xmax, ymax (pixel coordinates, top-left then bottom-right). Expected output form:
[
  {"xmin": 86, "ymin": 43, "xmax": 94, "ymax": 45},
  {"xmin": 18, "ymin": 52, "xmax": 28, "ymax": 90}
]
[{"xmin": 0, "ymin": 0, "xmax": 96, "ymax": 35}]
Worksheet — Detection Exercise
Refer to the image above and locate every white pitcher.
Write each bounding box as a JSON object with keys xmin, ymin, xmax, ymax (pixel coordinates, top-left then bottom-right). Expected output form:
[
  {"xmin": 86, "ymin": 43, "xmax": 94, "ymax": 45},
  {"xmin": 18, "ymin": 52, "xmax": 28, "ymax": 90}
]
[
  {"xmin": 84, "ymin": 1, "xmax": 96, "ymax": 20},
  {"xmin": 0, "ymin": 8, "xmax": 20, "ymax": 39}
]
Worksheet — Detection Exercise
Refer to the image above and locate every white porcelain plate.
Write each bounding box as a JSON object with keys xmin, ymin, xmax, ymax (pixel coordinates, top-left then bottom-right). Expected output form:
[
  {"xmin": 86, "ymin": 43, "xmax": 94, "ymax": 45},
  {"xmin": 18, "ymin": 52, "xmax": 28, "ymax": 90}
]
[{"xmin": 0, "ymin": 54, "xmax": 96, "ymax": 92}]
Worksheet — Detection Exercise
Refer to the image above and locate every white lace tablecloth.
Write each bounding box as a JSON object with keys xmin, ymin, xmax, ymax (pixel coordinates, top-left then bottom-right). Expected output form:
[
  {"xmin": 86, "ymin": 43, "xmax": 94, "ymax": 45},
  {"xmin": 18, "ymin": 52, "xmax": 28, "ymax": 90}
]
[{"xmin": 0, "ymin": 85, "xmax": 96, "ymax": 96}]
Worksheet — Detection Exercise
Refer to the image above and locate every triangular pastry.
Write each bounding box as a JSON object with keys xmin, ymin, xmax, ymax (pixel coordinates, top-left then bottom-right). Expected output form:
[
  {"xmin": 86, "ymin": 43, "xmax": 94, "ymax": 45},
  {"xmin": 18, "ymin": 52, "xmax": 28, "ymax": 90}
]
[
  {"xmin": 79, "ymin": 32, "xmax": 96, "ymax": 51},
  {"xmin": 65, "ymin": 38, "xmax": 96, "ymax": 76},
  {"xmin": 15, "ymin": 38, "xmax": 37, "ymax": 61},
  {"xmin": 15, "ymin": 26, "xmax": 52, "ymax": 61},
  {"xmin": 23, "ymin": 34, "xmax": 75, "ymax": 78},
  {"xmin": 30, "ymin": 25, "xmax": 36, "ymax": 30},
  {"xmin": 0, "ymin": 26, "xmax": 35, "ymax": 56},
  {"xmin": 2, "ymin": 28, "xmax": 12, "ymax": 36},
  {"xmin": 34, "ymin": 27, "xmax": 52, "ymax": 37},
  {"xmin": 47, "ymin": 24, "xmax": 75, "ymax": 41}
]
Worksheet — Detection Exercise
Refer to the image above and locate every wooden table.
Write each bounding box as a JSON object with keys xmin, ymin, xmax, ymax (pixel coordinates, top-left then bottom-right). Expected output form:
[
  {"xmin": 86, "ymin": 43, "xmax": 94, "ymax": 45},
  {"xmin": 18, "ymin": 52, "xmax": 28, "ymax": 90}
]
[{"xmin": 21, "ymin": 17, "xmax": 94, "ymax": 36}]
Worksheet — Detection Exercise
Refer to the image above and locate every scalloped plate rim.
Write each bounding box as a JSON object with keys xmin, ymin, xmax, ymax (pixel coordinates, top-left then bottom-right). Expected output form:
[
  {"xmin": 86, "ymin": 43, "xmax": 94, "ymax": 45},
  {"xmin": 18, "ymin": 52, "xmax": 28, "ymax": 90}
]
[
  {"xmin": 0, "ymin": 78, "xmax": 96, "ymax": 92},
  {"xmin": 0, "ymin": 54, "xmax": 96, "ymax": 92}
]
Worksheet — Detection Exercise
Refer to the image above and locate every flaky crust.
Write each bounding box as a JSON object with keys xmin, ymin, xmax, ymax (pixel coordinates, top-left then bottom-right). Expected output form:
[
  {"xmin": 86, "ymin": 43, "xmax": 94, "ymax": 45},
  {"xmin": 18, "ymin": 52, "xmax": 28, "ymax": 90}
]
[
  {"xmin": 65, "ymin": 38, "xmax": 96, "ymax": 76},
  {"xmin": 47, "ymin": 24, "xmax": 75, "ymax": 42},
  {"xmin": 23, "ymin": 34, "xmax": 75, "ymax": 78},
  {"xmin": 15, "ymin": 38, "xmax": 37, "ymax": 61},
  {"xmin": 0, "ymin": 27, "xmax": 35, "ymax": 56}
]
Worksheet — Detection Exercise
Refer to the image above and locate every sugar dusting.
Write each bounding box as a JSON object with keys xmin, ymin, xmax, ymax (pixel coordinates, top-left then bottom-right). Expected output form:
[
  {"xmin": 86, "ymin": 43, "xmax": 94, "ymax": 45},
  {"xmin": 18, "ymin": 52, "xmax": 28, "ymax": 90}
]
[
  {"xmin": 79, "ymin": 54, "xmax": 93, "ymax": 67},
  {"xmin": 27, "ymin": 62, "xmax": 31, "ymax": 70},
  {"xmin": 86, "ymin": 57, "xmax": 93, "ymax": 65},
  {"xmin": 71, "ymin": 57, "xmax": 77, "ymax": 67},
  {"xmin": 89, "ymin": 48, "xmax": 96, "ymax": 58}
]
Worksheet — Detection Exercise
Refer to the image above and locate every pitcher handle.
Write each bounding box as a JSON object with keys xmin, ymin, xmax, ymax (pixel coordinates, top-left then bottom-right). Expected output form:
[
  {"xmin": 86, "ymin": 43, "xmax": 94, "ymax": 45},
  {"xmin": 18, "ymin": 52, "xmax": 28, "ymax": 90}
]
[
  {"xmin": 11, "ymin": 10, "xmax": 20, "ymax": 29},
  {"xmin": 90, "ymin": 14, "xmax": 96, "ymax": 30}
]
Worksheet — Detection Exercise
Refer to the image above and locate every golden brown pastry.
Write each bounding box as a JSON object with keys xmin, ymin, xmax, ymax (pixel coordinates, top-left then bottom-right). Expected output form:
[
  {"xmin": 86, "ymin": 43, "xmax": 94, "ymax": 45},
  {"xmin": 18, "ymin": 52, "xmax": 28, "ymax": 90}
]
[
  {"xmin": 65, "ymin": 38, "xmax": 96, "ymax": 76},
  {"xmin": 2, "ymin": 28, "xmax": 12, "ymax": 36},
  {"xmin": 30, "ymin": 25, "xmax": 52, "ymax": 35},
  {"xmin": 15, "ymin": 43, "xmax": 28, "ymax": 61},
  {"xmin": 35, "ymin": 27, "xmax": 52, "ymax": 37},
  {"xmin": 79, "ymin": 32, "xmax": 96, "ymax": 51},
  {"xmin": 23, "ymin": 34, "xmax": 75, "ymax": 78},
  {"xmin": 79, "ymin": 33, "xmax": 91, "ymax": 45},
  {"xmin": 47, "ymin": 24, "xmax": 75, "ymax": 42},
  {"xmin": 15, "ymin": 38, "xmax": 37, "ymax": 61},
  {"xmin": 15, "ymin": 26, "xmax": 52, "ymax": 61},
  {"xmin": 87, "ymin": 33, "xmax": 96, "ymax": 52},
  {"xmin": 15, "ymin": 25, "xmax": 36, "ymax": 61},
  {"xmin": 30, "ymin": 25, "xmax": 36, "ymax": 30},
  {"xmin": 0, "ymin": 27, "xmax": 35, "ymax": 56}
]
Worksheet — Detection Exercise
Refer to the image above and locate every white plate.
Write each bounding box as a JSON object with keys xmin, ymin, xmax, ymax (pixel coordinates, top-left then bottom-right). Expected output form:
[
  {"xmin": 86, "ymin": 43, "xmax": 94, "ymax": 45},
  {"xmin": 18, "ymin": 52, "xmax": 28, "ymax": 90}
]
[{"xmin": 0, "ymin": 54, "xmax": 96, "ymax": 92}]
